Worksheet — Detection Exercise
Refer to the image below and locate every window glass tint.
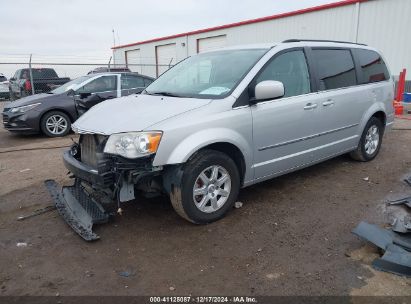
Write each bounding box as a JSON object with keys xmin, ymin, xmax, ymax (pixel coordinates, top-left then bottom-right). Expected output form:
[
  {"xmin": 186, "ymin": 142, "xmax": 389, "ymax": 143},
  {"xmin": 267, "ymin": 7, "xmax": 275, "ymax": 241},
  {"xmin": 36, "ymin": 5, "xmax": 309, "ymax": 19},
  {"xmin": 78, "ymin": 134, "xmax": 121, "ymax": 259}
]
[
  {"xmin": 51, "ymin": 76, "xmax": 90, "ymax": 94},
  {"xmin": 145, "ymin": 49, "xmax": 267, "ymax": 99},
  {"xmin": 313, "ymin": 49, "xmax": 357, "ymax": 90},
  {"xmin": 24, "ymin": 69, "xmax": 58, "ymax": 79},
  {"xmin": 256, "ymin": 50, "xmax": 311, "ymax": 98},
  {"xmin": 121, "ymin": 75, "xmax": 144, "ymax": 89},
  {"xmin": 20, "ymin": 70, "xmax": 30, "ymax": 79},
  {"xmin": 144, "ymin": 78, "xmax": 153, "ymax": 86},
  {"xmin": 356, "ymin": 49, "xmax": 389, "ymax": 83},
  {"xmin": 78, "ymin": 75, "xmax": 117, "ymax": 94}
]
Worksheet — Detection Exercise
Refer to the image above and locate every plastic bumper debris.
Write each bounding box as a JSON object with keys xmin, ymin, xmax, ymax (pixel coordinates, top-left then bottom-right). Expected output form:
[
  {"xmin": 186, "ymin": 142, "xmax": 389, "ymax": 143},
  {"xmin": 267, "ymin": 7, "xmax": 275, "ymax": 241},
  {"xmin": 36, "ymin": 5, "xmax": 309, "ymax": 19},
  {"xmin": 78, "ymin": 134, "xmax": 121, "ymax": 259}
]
[
  {"xmin": 44, "ymin": 179, "xmax": 109, "ymax": 241},
  {"xmin": 352, "ymin": 221, "xmax": 411, "ymax": 277}
]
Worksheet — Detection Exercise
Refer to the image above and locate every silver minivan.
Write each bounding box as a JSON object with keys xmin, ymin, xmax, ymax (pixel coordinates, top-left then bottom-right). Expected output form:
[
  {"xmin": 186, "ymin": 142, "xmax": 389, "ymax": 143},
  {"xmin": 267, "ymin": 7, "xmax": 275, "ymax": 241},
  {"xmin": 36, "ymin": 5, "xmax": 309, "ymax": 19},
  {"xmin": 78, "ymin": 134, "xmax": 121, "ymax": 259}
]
[{"xmin": 49, "ymin": 40, "xmax": 394, "ymax": 240}]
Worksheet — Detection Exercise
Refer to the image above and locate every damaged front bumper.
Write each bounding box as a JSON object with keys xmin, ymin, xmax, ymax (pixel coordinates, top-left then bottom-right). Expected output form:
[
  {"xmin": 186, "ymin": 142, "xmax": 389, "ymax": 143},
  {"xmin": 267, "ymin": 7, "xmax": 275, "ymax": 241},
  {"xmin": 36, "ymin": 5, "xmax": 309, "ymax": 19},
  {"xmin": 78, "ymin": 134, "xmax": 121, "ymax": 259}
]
[
  {"xmin": 45, "ymin": 179, "xmax": 109, "ymax": 241},
  {"xmin": 46, "ymin": 135, "xmax": 164, "ymax": 241}
]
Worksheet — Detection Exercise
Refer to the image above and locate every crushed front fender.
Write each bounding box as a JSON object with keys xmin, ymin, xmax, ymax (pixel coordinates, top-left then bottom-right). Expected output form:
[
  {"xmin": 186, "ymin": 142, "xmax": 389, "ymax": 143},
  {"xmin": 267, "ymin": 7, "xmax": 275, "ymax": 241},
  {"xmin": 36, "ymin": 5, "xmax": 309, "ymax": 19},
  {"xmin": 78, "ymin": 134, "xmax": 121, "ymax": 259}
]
[{"xmin": 44, "ymin": 179, "xmax": 109, "ymax": 241}]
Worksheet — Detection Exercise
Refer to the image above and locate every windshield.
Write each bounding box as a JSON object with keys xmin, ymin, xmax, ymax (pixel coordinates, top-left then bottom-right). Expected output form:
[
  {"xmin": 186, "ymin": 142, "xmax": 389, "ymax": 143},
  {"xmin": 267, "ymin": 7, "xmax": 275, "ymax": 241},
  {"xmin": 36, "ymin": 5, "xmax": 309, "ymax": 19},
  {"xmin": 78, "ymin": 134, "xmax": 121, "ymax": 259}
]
[
  {"xmin": 145, "ymin": 49, "xmax": 268, "ymax": 99},
  {"xmin": 51, "ymin": 76, "xmax": 91, "ymax": 94}
]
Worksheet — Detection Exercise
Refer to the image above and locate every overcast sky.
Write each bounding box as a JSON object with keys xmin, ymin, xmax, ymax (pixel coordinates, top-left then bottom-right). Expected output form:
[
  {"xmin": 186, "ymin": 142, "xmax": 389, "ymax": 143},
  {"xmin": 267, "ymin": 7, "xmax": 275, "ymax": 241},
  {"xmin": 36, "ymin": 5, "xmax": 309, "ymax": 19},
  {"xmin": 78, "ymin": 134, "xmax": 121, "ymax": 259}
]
[{"xmin": 1, "ymin": 0, "xmax": 342, "ymax": 62}]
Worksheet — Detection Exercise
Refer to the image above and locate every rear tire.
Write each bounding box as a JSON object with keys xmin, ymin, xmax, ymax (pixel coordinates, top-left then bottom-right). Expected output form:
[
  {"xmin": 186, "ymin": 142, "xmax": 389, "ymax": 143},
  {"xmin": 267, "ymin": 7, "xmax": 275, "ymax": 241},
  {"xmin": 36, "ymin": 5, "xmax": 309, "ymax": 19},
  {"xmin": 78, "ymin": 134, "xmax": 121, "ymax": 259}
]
[
  {"xmin": 40, "ymin": 111, "xmax": 71, "ymax": 137},
  {"xmin": 350, "ymin": 117, "xmax": 384, "ymax": 162},
  {"xmin": 170, "ymin": 149, "xmax": 240, "ymax": 224}
]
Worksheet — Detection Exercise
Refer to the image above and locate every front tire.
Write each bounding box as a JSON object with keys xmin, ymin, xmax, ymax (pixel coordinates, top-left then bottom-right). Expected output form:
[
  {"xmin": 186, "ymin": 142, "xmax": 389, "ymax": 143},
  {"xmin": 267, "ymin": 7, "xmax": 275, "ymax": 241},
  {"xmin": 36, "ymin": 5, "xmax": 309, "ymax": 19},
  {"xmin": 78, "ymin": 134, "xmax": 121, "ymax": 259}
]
[
  {"xmin": 170, "ymin": 149, "xmax": 240, "ymax": 224},
  {"xmin": 350, "ymin": 117, "xmax": 384, "ymax": 162},
  {"xmin": 40, "ymin": 111, "xmax": 71, "ymax": 137}
]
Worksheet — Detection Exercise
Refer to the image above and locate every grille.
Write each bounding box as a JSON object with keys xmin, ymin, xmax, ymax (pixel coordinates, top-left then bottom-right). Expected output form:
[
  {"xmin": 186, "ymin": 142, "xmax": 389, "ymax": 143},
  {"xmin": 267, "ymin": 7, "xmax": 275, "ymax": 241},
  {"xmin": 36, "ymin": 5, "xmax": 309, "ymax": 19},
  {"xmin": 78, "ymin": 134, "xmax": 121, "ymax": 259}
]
[{"xmin": 80, "ymin": 135, "xmax": 99, "ymax": 168}]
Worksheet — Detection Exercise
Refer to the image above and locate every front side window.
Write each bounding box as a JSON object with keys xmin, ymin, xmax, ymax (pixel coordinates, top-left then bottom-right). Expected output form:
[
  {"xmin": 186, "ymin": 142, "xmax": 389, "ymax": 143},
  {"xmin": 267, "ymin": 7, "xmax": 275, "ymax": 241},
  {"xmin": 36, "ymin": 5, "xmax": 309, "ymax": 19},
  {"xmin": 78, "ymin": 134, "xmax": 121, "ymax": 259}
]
[
  {"xmin": 145, "ymin": 49, "xmax": 268, "ymax": 99},
  {"xmin": 255, "ymin": 50, "xmax": 311, "ymax": 98},
  {"xmin": 121, "ymin": 75, "xmax": 144, "ymax": 89},
  {"xmin": 356, "ymin": 49, "xmax": 389, "ymax": 83},
  {"xmin": 51, "ymin": 76, "xmax": 91, "ymax": 94},
  {"xmin": 313, "ymin": 49, "xmax": 357, "ymax": 90},
  {"xmin": 77, "ymin": 75, "xmax": 117, "ymax": 94}
]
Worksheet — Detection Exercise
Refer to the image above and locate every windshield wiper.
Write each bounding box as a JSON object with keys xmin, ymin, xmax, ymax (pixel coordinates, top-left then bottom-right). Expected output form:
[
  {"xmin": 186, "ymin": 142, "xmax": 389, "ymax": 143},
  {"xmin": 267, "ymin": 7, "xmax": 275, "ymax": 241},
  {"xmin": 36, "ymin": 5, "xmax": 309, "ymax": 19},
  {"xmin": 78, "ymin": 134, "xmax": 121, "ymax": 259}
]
[{"xmin": 145, "ymin": 91, "xmax": 183, "ymax": 97}]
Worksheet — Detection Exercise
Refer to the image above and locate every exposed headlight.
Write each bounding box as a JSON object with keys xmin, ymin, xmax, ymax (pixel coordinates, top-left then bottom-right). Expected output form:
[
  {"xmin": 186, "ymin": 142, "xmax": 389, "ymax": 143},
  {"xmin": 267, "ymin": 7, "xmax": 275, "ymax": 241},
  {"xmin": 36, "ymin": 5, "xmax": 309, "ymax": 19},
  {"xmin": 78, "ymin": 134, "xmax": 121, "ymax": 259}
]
[
  {"xmin": 10, "ymin": 103, "xmax": 41, "ymax": 114},
  {"xmin": 104, "ymin": 132, "xmax": 162, "ymax": 159}
]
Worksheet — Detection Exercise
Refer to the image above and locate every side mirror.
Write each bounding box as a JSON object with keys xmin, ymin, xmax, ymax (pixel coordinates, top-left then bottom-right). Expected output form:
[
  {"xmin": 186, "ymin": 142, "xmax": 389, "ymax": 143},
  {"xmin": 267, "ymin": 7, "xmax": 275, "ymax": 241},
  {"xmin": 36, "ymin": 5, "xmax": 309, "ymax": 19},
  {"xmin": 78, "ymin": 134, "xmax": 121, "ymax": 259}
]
[
  {"xmin": 79, "ymin": 92, "xmax": 92, "ymax": 99},
  {"xmin": 253, "ymin": 80, "xmax": 284, "ymax": 102},
  {"xmin": 10, "ymin": 77, "xmax": 15, "ymax": 81}
]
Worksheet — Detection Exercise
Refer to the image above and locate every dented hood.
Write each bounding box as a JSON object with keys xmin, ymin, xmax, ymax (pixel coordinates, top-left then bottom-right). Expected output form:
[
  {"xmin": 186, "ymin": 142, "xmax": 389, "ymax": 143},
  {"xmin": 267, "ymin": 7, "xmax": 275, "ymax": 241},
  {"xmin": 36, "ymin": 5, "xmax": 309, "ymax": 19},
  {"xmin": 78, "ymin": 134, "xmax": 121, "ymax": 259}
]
[{"xmin": 72, "ymin": 94, "xmax": 211, "ymax": 135}]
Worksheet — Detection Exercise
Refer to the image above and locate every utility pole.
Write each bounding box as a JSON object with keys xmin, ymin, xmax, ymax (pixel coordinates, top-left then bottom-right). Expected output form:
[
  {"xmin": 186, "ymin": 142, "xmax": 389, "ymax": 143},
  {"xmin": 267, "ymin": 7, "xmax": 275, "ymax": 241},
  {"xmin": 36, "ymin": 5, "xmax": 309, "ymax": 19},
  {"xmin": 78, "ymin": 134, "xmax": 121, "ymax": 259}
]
[
  {"xmin": 28, "ymin": 54, "xmax": 35, "ymax": 95},
  {"xmin": 108, "ymin": 56, "xmax": 112, "ymax": 71},
  {"xmin": 112, "ymin": 29, "xmax": 116, "ymax": 66}
]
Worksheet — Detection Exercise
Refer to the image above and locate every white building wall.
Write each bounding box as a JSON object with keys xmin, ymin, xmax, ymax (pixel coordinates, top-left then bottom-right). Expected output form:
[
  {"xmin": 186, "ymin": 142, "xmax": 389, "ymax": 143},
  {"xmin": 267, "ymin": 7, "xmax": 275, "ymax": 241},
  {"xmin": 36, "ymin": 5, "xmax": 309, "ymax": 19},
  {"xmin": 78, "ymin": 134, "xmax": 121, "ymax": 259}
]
[
  {"xmin": 357, "ymin": 0, "xmax": 411, "ymax": 78},
  {"xmin": 113, "ymin": 0, "xmax": 411, "ymax": 79}
]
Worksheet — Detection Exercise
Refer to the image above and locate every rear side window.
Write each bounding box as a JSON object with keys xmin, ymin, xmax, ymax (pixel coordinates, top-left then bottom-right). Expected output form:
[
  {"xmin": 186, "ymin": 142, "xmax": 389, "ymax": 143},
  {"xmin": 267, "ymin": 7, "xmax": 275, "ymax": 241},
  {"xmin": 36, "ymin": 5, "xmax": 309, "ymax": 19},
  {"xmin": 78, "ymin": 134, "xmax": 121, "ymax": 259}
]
[
  {"xmin": 121, "ymin": 75, "xmax": 144, "ymax": 89},
  {"xmin": 312, "ymin": 49, "xmax": 357, "ymax": 90},
  {"xmin": 355, "ymin": 49, "xmax": 390, "ymax": 83},
  {"xmin": 78, "ymin": 75, "xmax": 117, "ymax": 94}
]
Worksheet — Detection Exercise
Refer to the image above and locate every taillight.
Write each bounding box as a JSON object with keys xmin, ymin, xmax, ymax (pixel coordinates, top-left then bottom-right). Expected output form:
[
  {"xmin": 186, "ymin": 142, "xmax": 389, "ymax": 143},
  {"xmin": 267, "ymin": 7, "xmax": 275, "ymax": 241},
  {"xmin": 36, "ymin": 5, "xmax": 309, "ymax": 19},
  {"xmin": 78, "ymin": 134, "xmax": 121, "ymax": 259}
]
[{"xmin": 24, "ymin": 80, "xmax": 32, "ymax": 91}]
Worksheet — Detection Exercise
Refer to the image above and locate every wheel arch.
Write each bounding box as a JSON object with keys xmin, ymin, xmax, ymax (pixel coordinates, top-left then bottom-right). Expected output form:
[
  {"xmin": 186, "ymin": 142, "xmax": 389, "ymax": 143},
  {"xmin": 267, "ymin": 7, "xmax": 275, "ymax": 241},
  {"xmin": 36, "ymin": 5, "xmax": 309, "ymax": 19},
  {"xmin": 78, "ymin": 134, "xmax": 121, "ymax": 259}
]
[
  {"xmin": 190, "ymin": 142, "xmax": 246, "ymax": 186},
  {"xmin": 371, "ymin": 110, "xmax": 386, "ymax": 126},
  {"xmin": 358, "ymin": 104, "xmax": 388, "ymax": 138},
  {"xmin": 39, "ymin": 108, "xmax": 74, "ymax": 135},
  {"xmin": 154, "ymin": 128, "xmax": 253, "ymax": 185},
  {"xmin": 39, "ymin": 108, "xmax": 75, "ymax": 126}
]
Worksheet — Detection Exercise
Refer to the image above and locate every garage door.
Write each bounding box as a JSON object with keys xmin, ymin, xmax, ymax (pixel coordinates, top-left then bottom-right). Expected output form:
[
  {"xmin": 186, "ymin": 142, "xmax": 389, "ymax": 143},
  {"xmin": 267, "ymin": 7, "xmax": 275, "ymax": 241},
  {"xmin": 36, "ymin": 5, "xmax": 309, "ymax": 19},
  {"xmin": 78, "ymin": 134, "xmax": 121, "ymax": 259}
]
[
  {"xmin": 197, "ymin": 35, "xmax": 227, "ymax": 53},
  {"xmin": 125, "ymin": 49, "xmax": 142, "ymax": 73},
  {"xmin": 156, "ymin": 43, "xmax": 176, "ymax": 77}
]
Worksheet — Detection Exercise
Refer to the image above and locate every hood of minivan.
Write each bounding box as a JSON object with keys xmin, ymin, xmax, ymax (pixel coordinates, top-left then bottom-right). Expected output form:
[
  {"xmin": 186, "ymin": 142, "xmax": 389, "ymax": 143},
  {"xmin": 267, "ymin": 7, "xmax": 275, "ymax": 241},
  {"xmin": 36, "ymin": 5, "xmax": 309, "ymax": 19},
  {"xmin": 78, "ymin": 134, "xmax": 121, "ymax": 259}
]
[{"xmin": 72, "ymin": 94, "xmax": 211, "ymax": 135}]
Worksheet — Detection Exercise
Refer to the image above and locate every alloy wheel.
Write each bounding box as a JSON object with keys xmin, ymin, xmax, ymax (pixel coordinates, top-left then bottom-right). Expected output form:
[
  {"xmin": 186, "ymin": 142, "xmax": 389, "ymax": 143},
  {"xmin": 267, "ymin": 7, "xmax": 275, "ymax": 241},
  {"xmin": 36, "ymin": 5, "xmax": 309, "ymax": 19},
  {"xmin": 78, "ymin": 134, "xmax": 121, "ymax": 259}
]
[
  {"xmin": 46, "ymin": 114, "xmax": 68, "ymax": 135},
  {"xmin": 364, "ymin": 125, "xmax": 380, "ymax": 155},
  {"xmin": 192, "ymin": 165, "xmax": 232, "ymax": 213}
]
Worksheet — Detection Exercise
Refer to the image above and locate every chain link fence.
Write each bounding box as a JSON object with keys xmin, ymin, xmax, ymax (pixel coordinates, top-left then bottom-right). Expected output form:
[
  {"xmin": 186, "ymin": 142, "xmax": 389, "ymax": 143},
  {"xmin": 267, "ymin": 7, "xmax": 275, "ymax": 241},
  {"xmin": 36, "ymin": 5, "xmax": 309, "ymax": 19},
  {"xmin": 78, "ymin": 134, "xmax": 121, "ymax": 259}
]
[
  {"xmin": 2, "ymin": 54, "xmax": 409, "ymax": 102},
  {"xmin": 0, "ymin": 54, "xmax": 172, "ymax": 101}
]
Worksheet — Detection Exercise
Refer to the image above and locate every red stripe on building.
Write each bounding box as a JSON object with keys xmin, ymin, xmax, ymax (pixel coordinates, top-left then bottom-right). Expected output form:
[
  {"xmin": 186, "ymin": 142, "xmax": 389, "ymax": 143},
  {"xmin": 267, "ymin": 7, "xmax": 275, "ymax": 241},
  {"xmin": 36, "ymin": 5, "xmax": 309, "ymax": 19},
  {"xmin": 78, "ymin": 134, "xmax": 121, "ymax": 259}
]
[{"xmin": 112, "ymin": 0, "xmax": 369, "ymax": 50}]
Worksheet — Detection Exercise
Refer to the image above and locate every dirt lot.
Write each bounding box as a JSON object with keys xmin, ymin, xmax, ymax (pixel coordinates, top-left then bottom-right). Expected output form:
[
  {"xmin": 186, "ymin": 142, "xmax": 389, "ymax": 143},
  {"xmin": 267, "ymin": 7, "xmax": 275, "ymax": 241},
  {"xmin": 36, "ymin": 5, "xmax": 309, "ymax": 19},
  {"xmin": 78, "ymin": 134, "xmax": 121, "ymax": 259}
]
[{"xmin": 1, "ymin": 102, "xmax": 411, "ymax": 296}]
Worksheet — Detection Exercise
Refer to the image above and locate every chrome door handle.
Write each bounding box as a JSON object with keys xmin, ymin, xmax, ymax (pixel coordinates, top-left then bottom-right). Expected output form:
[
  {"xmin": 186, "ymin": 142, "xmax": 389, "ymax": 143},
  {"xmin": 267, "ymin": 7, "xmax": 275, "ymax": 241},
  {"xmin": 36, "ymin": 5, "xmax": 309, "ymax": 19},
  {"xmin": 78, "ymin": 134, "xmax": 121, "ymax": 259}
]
[
  {"xmin": 304, "ymin": 103, "xmax": 318, "ymax": 110},
  {"xmin": 322, "ymin": 100, "xmax": 335, "ymax": 107}
]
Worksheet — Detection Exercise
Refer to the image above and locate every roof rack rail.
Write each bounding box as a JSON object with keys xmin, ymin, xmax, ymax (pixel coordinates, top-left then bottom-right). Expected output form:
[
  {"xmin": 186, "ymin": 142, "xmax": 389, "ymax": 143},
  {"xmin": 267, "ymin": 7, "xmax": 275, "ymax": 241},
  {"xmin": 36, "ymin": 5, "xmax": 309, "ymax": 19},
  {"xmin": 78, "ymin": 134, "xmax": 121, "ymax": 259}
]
[{"xmin": 282, "ymin": 39, "xmax": 367, "ymax": 46}]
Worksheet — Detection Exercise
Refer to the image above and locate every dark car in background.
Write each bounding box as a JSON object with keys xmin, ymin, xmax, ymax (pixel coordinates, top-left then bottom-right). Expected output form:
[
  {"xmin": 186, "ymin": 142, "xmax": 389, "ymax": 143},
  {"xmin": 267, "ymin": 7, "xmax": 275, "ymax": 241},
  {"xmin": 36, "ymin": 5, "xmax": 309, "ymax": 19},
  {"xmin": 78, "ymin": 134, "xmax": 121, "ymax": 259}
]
[
  {"xmin": 8, "ymin": 68, "xmax": 70, "ymax": 100},
  {"xmin": 2, "ymin": 72, "xmax": 154, "ymax": 137}
]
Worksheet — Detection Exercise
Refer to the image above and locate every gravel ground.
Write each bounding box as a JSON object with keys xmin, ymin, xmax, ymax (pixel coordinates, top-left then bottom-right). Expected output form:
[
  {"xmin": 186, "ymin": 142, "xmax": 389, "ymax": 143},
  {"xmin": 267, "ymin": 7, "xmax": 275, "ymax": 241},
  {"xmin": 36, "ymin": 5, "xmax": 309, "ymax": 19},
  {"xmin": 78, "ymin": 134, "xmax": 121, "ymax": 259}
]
[{"xmin": 1, "ymin": 102, "xmax": 411, "ymax": 296}]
